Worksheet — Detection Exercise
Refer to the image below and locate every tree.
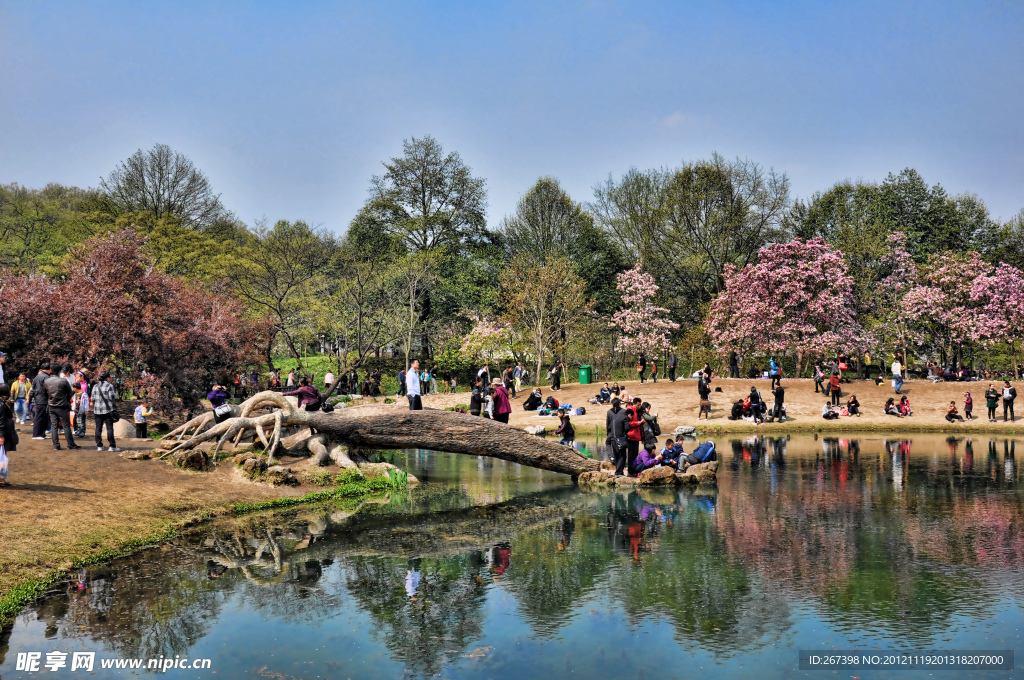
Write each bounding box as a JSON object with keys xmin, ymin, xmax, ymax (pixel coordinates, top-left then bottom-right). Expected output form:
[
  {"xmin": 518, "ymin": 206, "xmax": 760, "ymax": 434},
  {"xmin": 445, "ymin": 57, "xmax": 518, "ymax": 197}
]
[
  {"xmin": 0, "ymin": 183, "xmax": 99, "ymax": 273},
  {"xmin": 367, "ymin": 136, "xmax": 487, "ymax": 253},
  {"xmin": 499, "ymin": 255, "xmax": 593, "ymax": 383},
  {"xmin": 978, "ymin": 208, "xmax": 1024, "ymax": 270},
  {"xmin": 226, "ymin": 220, "xmax": 338, "ymax": 370},
  {"xmin": 394, "ymin": 252, "xmax": 437, "ymax": 368},
  {"xmin": 900, "ymin": 250, "xmax": 990, "ymax": 364},
  {"xmin": 609, "ymin": 262, "xmax": 679, "ymax": 357},
  {"xmin": 705, "ymin": 238, "xmax": 863, "ymax": 375},
  {"xmin": 0, "ymin": 229, "xmax": 261, "ymax": 410},
  {"xmin": 971, "ymin": 263, "xmax": 1024, "ymax": 371},
  {"xmin": 866, "ymin": 232, "xmax": 918, "ymax": 369},
  {"xmin": 100, "ymin": 143, "xmax": 229, "ymax": 229},
  {"xmin": 500, "ymin": 177, "xmax": 627, "ymax": 314}
]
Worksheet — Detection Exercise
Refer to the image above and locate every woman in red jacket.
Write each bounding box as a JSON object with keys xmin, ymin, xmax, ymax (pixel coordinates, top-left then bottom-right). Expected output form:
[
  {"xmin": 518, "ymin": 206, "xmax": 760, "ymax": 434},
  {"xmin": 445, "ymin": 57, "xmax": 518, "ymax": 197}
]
[{"xmin": 625, "ymin": 397, "xmax": 643, "ymax": 474}]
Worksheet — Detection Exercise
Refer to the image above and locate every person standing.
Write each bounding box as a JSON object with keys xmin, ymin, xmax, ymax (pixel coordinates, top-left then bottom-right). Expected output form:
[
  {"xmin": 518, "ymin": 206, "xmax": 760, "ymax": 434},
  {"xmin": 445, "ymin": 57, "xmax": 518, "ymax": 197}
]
[
  {"xmin": 398, "ymin": 368, "xmax": 407, "ymax": 397},
  {"xmin": 429, "ymin": 364, "xmax": 439, "ymax": 395},
  {"xmin": 637, "ymin": 354, "xmax": 647, "ymax": 384},
  {"xmin": 769, "ymin": 357, "xmax": 781, "ymax": 389},
  {"xmin": 829, "ymin": 373, "xmax": 842, "ymax": 406},
  {"xmin": 891, "ymin": 355, "xmax": 904, "ymax": 394},
  {"xmin": 605, "ymin": 396, "xmax": 623, "ymax": 467},
  {"xmin": 770, "ymin": 385, "xmax": 786, "ymax": 422},
  {"xmin": 625, "ymin": 398, "xmax": 644, "ymax": 474},
  {"xmin": 729, "ymin": 351, "xmax": 739, "ymax": 379},
  {"xmin": 985, "ymin": 384, "xmax": 1000, "ymax": 422},
  {"xmin": 650, "ymin": 359, "xmax": 658, "ymax": 383},
  {"xmin": 514, "ymin": 362, "xmax": 523, "ymax": 393},
  {"xmin": 134, "ymin": 400, "xmax": 153, "ymax": 439},
  {"xmin": 0, "ymin": 350, "xmax": 6, "ymax": 385},
  {"xmin": 477, "ymin": 364, "xmax": 490, "ymax": 390},
  {"xmin": 1003, "ymin": 381, "xmax": 1017, "ymax": 422},
  {"xmin": 551, "ymin": 361, "xmax": 562, "ymax": 391},
  {"xmin": 469, "ymin": 378, "xmax": 484, "ymax": 416},
  {"xmin": 814, "ymin": 361, "xmax": 825, "ymax": 393},
  {"xmin": 492, "ymin": 378, "xmax": 511, "ymax": 424},
  {"xmin": 91, "ymin": 371, "xmax": 120, "ymax": 452},
  {"xmin": 406, "ymin": 360, "xmax": 423, "ymax": 411},
  {"xmin": 324, "ymin": 370, "xmax": 335, "ymax": 392},
  {"xmin": 668, "ymin": 351, "xmax": 677, "ymax": 382},
  {"xmin": 503, "ymin": 366, "xmax": 516, "ymax": 399},
  {"xmin": 30, "ymin": 361, "xmax": 52, "ymax": 440},
  {"xmin": 286, "ymin": 370, "xmax": 296, "ymax": 388},
  {"xmin": 45, "ymin": 368, "xmax": 79, "ymax": 450},
  {"xmin": 0, "ymin": 383, "xmax": 18, "ymax": 487},
  {"xmin": 12, "ymin": 373, "xmax": 29, "ymax": 425}
]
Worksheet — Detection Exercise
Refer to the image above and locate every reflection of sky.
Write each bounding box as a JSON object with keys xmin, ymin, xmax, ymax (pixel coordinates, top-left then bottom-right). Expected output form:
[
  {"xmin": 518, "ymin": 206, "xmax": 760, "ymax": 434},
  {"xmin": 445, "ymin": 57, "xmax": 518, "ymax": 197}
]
[{"xmin": 4, "ymin": 436, "xmax": 1024, "ymax": 679}]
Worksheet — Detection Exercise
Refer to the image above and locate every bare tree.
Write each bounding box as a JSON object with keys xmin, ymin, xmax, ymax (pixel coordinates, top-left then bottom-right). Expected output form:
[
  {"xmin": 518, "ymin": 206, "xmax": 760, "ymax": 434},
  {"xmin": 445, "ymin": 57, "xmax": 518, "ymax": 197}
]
[{"xmin": 101, "ymin": 143, "xmax": 229, "ymax": 229}]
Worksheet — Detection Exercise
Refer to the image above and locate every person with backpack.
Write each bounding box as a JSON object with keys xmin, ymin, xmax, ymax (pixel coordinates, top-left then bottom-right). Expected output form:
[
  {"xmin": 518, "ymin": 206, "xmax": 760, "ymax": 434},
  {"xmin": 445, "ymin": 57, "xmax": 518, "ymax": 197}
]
[
  {"xmin": 640, "ymin": 402, "xmax": 660, "ymax": 452},
  {"xmin": 1003, "ymin": 381, "xmax": 1017, "ymax": 422},
  {"xmin": 681, "ymin": 441, "xmax": 716, "ymax": 470}
]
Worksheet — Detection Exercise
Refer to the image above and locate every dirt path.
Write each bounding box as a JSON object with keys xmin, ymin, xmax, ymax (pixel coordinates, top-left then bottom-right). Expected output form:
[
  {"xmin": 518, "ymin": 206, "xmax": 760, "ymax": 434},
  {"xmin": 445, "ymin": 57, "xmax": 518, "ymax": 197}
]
[{"xmin": 414, "ymin": 376, "xmax": 1022, "ymax": 435}]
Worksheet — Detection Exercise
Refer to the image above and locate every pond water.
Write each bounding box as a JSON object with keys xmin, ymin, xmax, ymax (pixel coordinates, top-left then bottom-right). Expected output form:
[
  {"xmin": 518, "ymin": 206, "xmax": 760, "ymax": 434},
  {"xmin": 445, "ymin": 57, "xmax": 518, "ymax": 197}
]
[{"xmin": 2, "ymin": 434, "xmax": 1023, "ymax": 679}]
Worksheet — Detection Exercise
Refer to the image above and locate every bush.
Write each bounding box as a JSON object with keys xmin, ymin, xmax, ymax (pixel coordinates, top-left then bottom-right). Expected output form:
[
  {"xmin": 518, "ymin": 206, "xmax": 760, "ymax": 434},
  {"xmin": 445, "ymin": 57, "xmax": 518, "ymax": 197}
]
[{"xmin": 300, "ymin": 468, "xmax": 334, "ymax": 486}]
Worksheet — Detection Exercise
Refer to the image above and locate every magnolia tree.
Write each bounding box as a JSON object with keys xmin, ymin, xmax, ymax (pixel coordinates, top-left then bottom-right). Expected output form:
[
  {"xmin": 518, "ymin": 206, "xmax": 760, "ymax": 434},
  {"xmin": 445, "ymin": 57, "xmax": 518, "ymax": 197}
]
[
  {"xmin": 706, "ymin": 238, "xmax": 863, "ymax": 376},
  {"xmin": 609, "ymin": 262, "xmax": 679, "ymax": 359},
  {"xmin": 971, "ymin": 262, "xmax": 1024, "ymax": 368},
  {"xmin": 460, "ymin": 316, "xmax": 521, "ymax": 364},
  {"xmin": 900, "ymin": 250, "xmax": 989, "ymax": 361}
]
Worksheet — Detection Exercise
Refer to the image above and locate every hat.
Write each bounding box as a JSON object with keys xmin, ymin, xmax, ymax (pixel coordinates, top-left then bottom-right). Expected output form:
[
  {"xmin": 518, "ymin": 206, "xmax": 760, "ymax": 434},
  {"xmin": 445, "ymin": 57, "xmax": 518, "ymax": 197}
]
[
  {"xmin": 0, "ymin": 351, "xmax": 6, "ymax": 357},
  {"xmin": 491, "ymin": 377, "xmax": 502, "ymax": 385}
]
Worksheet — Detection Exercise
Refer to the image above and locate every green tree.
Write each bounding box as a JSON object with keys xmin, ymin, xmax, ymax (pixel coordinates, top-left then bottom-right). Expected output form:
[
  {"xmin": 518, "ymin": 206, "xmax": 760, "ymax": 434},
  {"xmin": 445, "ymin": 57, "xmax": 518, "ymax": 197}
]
[{"xmin": 0, "ymin": 183, "xmax": 99, "ymax": 272}]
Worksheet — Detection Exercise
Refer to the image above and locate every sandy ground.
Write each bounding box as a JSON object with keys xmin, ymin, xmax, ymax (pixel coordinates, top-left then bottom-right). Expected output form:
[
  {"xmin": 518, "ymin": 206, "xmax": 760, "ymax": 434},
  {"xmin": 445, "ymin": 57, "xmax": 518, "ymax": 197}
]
[
  {"xmin": 0, "ymin": 427, "xmax": 312, "ymax": 601},
  {"xmin": 413, "ymin": 376, "xmax": 1023, "ymax": 436}
]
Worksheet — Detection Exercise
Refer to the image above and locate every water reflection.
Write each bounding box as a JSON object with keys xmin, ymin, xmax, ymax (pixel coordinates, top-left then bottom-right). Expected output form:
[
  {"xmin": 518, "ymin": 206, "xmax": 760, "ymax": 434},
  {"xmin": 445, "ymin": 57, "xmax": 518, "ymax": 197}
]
[{"xmin": 3, "ymin": 435, "xmax": 1023, "ymax": 679}]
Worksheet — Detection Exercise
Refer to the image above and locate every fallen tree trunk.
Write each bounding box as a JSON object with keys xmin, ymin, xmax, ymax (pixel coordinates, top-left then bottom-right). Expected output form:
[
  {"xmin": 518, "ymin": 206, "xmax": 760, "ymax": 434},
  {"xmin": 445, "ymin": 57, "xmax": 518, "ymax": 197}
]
[{"xmin": 162, "ymin": 391, "xmax": 600, "ymax": 477}]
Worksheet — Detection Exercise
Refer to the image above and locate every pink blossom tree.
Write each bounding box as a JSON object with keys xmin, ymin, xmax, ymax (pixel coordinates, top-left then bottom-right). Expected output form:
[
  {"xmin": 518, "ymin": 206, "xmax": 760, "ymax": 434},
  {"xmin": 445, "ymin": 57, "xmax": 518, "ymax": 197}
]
[
  {"xmin": 900, "ymin": 250, "xmax": 989, "ymax": 363},
  {"xmin": 609, "ymin": 262, "xmax": 680, "ymax": 360},
  {"xmin": 705, "ymin": 238, "xmax": 863, "ymax": 376},
  {"xmin": 971, "ymin": 262, "xmax": 1024, "ymax": 369}
]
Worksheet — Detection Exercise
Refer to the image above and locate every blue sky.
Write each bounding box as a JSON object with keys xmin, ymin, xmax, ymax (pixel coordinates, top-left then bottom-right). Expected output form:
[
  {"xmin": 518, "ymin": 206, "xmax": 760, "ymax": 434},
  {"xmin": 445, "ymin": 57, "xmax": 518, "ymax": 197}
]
[{"xmin": 1, "ymin": 1, "xmax": 1021, "ymax": 229}]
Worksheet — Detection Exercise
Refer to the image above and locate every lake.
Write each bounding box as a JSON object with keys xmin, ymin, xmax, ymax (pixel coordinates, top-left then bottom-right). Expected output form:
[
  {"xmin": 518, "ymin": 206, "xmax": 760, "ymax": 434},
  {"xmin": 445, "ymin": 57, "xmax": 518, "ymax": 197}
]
[{"xmin": 2, "ymin": 433, "xmax": 1022, "ymax": 679}]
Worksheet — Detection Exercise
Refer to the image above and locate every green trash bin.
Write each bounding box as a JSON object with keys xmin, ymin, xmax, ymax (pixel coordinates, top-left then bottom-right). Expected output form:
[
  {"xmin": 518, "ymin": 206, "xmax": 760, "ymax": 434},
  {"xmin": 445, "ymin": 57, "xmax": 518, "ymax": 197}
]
[{"xmin": 578, "ymin": 365, "xmax": 592, "ymax": 385}]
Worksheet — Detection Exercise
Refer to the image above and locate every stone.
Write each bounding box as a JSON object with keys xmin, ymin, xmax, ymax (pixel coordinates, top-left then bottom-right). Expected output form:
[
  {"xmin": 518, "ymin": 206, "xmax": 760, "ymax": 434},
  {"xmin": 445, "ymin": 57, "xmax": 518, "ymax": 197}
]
[
  {"xmin": 113, "ymin": 418, "xmax": 136, "ymax": 440},
  {"xmin": 157, "ymin": 439, "xmax": 178, "ymax": 450},
  {"xmin": 614, "ymin": 475, "xmax": 641, "ymax": 486},
  {"xmin": 599, "ymin": 460, "xmax": 615, "ymax": 471},
  {"xmin": 523, "ymin": 425, "xmax": 546, "ymax": 436},
  {"xmin": 266, "ymin": 465, "xmax": 298, "ymax": 486},
  {"xmin": 673, "ymin": 426, "xmax": 696, "ymax": 436},
  {"xmin": 122, "ymin": 450, "xmax": 151, "ymax": 460},
  {"xmin": 232, "ymin": 452, "xmax": 256, "ymax": 466},
  {"xmin": 172, "ymin": 448, "xmax": 209, "ymax": 471},
  {"xmin": 578, "ymin": 470, "xmax": 615, "ymax": 485},
  {"xmin": 242, "ymin": 457, "xmax": 268, "ymax": 475},
  {"xmin": 639, "ymin": 465, "xmax": 676, "ymax": 485},
  {"xmin": 678, "ymin": 460, "xmax": 718, "ymax": 485}
]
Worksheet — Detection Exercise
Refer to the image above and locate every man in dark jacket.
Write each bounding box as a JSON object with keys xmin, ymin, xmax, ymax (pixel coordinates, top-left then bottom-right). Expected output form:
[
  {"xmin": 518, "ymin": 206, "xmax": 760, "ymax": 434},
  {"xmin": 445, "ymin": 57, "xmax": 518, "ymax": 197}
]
[
  {"xmin": 45, "ymin": 368, "xmax": 79, "ymax": 450},
  {"xmin": 668, "ymin": 351, "xmax": 677, "ymax": 382},
  {"xmin": 610, "ymin": 399, "xmax": 630, "ymax": 477},
  {"xmin": 31, "ymin": 360, "xmax": 52, "ymax": 440}
]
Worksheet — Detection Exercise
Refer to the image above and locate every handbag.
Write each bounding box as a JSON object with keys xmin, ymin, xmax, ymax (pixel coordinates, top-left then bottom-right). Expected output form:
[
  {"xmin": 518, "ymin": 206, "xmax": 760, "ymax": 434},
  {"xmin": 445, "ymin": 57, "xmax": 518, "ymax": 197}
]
[
  {"xmin": 213, "ymin": 404, "xmax": 233, "ymax": 423},
  {"xmin": 111, "ymin": 410, "xmax": 121, "ymax": 423}
]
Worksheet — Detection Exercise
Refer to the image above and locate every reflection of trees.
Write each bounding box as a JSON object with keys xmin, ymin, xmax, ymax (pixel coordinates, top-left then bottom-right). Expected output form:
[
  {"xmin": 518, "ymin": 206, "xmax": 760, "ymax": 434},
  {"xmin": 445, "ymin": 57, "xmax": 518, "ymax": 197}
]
[
  {"xmin": 715, "ymin": 436, "xmax": 1024, "ymax": 645},
  {"xmin": 344, "ymin": 555, "xmax": 487, "ymax": 678}
]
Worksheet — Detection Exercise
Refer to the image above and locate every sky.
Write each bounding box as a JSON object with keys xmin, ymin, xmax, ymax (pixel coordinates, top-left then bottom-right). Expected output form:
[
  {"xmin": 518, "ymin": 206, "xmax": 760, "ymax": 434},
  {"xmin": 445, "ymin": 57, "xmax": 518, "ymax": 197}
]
[{"xmin": 1, "ymin": 0, "xmax": 1022, "ymax": 231}]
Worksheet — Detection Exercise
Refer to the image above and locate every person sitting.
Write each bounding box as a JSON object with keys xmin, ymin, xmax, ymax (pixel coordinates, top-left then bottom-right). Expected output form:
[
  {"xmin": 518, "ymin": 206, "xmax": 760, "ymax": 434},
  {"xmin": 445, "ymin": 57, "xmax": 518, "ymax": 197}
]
[
  {"xmin": 611, "ymin": 382, "xmax": 621, "ymax": 396},
  {"xmin": 555, "ymin": 408, "xmax": 575, "ymax": 446},
  {"xmin": 899, "ymin": 395, "xmax": 912, "ymax": 416},
  {"xmin": 927, "ymin": 361, "xmax": 942, "ymax": 383},
  {"xmin": 523, "ymin": 389, "xmax": 543, "ymax": 411},
  {"xmin": 874, "ymin": 374, "xmax": 885, "ymax": 386},
  {"xmin": 747, "ymin": 364, "xmax": 760, "ymax": 379},
  {"xmin": 631, "ymin": 446, "xmax": 663, "ymax": 475},
  {"xmin": 822, "ymin": 403, "xmax": 839, "ymax": 420},
  {"xmin": 596, "ymin": 383, "xmax": 612, "ymax": 404},
  {"xmin": 946, "ymin": 401, "xmax": 964, "ymax": 422},
  {"xmin": 283, "ymin": 378, "xmax": 323, "ymax": 412},
  {"xmin": 729, "ymin": 399, "xmax": 744, "ymax": 420},
  {"xmin": 846, "ymin": 395, "xmax": 860, "ymax": 416},
  {"xmin": 660, "ymin": 438, "xmax": 681, "ymax": 468},
  {"xmin": 884, "ymin": 397, "xmax": 901, "ymax": 417},
  {"xmin": 681, "ymin": 441, "xmax": 716, "ymax": 470},
  {"xmin": 543, "ymin": 395, "xmax": 560, "ymax": 411}
]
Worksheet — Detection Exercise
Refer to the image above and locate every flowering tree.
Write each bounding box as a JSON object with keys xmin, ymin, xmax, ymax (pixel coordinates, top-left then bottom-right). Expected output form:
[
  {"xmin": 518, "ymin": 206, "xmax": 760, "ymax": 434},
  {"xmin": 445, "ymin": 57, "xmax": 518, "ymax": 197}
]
[
  {"xmin": 900, "ymin": 250, "xmax": 989, "ymax": 362},
  {"xmin": 0, "ymin": 228, "xmax": 264, "ymax": 410},
  {"xmin": 460, "ymin": 315, "xmax": 522, "ymax": 364},
  {"xmin": 705, "ymin": 238, "xmax": 863, "ymax": 375},
  {"xmin": 868, "ymin": 231, "xmax": 918, "ymax": 361},
  {"xmin": 971, "ymin": 263, "xmax": 1024, "ymax": 368},
  {"xmin": 609, "ymin": 262, "xmax": 679, "ymax": 358}
]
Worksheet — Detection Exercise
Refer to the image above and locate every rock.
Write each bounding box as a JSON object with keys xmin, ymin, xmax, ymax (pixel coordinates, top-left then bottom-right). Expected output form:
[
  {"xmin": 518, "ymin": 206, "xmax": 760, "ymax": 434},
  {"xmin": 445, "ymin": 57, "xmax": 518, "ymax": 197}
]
[
  {"xmin": 157, "ymin": 439, "xmax": 178, "ymax": 450},
  {"xmin": 578, "ymin": 470, "xmax": 616, "ymax": 485},
  {"xmin": 523, "ymin": 425, "xmax": 546, "ymax": 436},
  {"xmin": 122, "ymin": 450, "xmax": 151, "ymax": 460},
  {"xmin": 673, "ymin": 426, "xmax": 696, "ymax": 436},
  {"xmin": 615, "ymin": 475, "xmax": 641, "ymax": 486},
  {"xmin": 639, "ymin": 465, "xmax": 676, "ymax": 485},
  {"xmin": 242, "ymin": 457, "xmax": 268, "ymax": 475},
  {"xmin": 113, "ymin": 418, "xmax": 136, "ymax": 440},
  {"xmin": 599, "ymin": 460, "xmax": 615, "ymax": 471},
  {"xmin": 266, "ymin": 465, "xmax": 298, "ymax": 486},
  {"xmin": 678, "ymin": 460, "xmax": 718, "ymax": 485},
  {"xmin": 172, "ymin": 448, "xmax": 209, "ymax": 471},
  {"xmin": 233, "ymin": 452, "xmax": 256, "ymax": 466}
]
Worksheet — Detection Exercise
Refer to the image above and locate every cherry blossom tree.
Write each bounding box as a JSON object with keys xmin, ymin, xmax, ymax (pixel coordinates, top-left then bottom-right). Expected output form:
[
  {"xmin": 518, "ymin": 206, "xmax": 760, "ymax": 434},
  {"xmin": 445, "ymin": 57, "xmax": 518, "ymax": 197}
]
[
  {"xmin": 900, "ymin": 250, "xmax": 989, "ymax": 363},
  {"xmin": 971, "ymin": 262, "xmax": 1024, "ymax": 369},
  {"xmin": 460, "ymin": 315, "xmax": 521, "ymax": 364},
  {"xmin": 609, "ymin": 262, "xmax": 680, "ymax": 359},
  {"xmin": 705, "ymin": 238, "xmax": 863, "ymax": 375}
]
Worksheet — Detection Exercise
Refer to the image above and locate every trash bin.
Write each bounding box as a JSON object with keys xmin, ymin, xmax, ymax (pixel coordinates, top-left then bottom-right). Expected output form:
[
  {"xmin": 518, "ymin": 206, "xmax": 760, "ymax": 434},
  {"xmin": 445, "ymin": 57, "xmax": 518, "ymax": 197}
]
[{"xmin": 578, "ymin": 365, "xmax": 592, "ymax": 385}]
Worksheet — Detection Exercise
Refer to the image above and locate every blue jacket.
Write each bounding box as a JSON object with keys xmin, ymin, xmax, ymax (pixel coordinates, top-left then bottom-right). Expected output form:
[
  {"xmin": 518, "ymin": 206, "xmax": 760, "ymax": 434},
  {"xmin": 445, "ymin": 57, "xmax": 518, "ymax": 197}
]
[{"xmin": 769, "ymin": 359, "xmax": 779, "ymax": 376}]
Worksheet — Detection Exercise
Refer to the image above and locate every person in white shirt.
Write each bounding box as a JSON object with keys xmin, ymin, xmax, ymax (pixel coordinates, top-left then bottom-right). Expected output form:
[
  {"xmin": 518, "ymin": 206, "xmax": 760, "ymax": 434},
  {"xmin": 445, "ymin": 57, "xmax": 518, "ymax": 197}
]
[
  {"xmin": 406, "ymin": 360, "xmax": 423, "ymax": 411},
  {"xmin": 891, "ymin": 355, "xmax": 903, "ymax": 394},
  {"xmin": 324, "ymin": 371, "xmax": 335, "ymax": 389}
]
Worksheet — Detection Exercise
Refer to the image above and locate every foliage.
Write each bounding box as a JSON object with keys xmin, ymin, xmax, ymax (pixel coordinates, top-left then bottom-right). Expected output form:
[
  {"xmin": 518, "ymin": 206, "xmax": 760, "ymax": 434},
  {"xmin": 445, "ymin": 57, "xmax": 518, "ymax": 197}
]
[
  {"xmin": 0, "ymin": 183, "xmax": 100, "ymax": 273},
  {"xmin": 706, "ymin": 238, "xmax": 864, "ymax": 369},
  {"xmin": 0, "ymin": 228, "xmax": 263, "ymax": 409},
  {"xmin": 901, "ymin": 250, "xmax": 990, "ymax": 355},
  {"xmin": 609, "ymin": 262, "xmax": 679, "ymax": 357},
  {"xmin": 499, "ymin": 254, "xmax": 594, "ymax": 382}
]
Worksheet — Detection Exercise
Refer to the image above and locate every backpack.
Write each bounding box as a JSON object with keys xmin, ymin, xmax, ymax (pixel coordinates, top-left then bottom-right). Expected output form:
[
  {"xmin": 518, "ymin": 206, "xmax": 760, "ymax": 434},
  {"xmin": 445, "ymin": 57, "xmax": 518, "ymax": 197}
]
[
  {"xmin": 648, "ymin": 417, "xmax": 661, "ymax": 437},
  {"xmin": 575, "ymin": 407, "xmax": 586, "ymax": 416}
]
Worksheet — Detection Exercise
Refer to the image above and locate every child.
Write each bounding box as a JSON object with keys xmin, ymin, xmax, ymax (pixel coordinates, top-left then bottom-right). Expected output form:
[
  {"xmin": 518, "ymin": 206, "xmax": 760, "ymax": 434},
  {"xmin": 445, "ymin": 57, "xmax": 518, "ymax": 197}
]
[
  {"xmin": 963, "ymin": 392, "xmax": 973, "ymax": 420},
  {"xmin": 134, "ymin": 400, "xmax": 153, "ymax": 439},
  {"xmin": 660, "ymin": 438, "xmax": 680, "ymax": 468},
  {"xmin": 555, "ymin": 408, "xmax": 575, "ymax": 447},
  {"xmin": 946, "ymin": 401, "xmax": 964, "ymax": 423},
  {"xmin": 874, "ymin": 374, "xmax": 885, "ymax": 386}
]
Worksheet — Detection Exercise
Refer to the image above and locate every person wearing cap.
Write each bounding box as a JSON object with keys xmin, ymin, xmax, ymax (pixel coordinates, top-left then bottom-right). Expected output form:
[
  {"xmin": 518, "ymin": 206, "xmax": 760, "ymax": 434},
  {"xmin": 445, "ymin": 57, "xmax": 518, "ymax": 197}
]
[{"xmin": 491, "ymin": 378, "xmax": 511, "ymax": 424}]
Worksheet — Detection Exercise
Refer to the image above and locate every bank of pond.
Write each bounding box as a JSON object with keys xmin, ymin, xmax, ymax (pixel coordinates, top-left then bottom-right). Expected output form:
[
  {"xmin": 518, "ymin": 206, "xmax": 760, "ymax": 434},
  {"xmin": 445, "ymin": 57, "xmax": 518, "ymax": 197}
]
[{"xmin": 2, "ymin": 434, "xmax": 1022, "ymax": 679}]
